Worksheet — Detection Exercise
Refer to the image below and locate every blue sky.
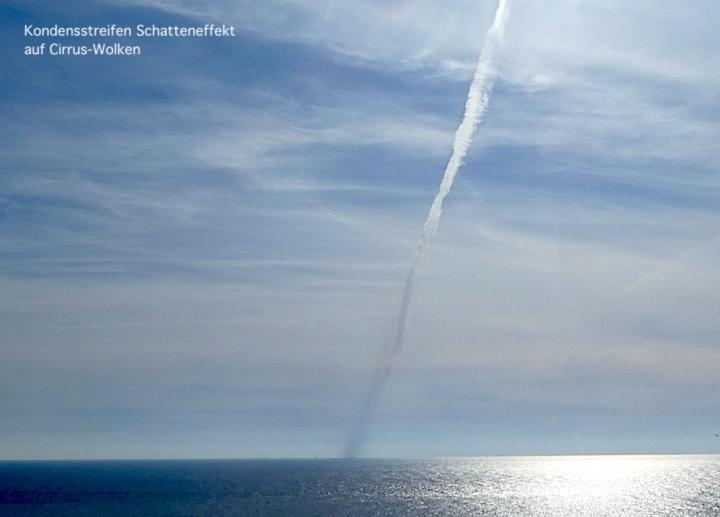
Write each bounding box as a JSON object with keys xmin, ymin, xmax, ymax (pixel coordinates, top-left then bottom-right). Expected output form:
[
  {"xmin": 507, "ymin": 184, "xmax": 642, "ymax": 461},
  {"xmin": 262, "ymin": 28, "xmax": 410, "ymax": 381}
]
[{"xmin": 1, "ymin": 0, "xmax": 719, "ymax": 459}]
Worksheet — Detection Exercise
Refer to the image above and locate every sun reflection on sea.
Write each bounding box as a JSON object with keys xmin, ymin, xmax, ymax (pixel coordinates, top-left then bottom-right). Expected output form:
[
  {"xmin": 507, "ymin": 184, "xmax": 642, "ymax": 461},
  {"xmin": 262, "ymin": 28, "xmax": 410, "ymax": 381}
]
[
  {"xmin": 529, "ymin": 456, "xmax": 663, "ymax": 512},
  {"xmin": 453, "ymin": 454, "xmax": 712, "ymax": 516}
]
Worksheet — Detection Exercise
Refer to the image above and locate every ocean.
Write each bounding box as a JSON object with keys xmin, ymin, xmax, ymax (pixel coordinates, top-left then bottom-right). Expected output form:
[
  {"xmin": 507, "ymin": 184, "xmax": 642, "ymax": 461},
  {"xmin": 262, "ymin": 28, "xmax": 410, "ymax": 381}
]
[{"xmin": 1, "ymin": 455, "xmax": 718, "ymax": 515}]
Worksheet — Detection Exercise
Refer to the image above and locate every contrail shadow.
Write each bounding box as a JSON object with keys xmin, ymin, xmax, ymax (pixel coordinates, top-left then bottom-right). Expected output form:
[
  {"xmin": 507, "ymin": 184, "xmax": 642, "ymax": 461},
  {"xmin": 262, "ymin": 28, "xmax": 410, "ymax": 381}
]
[{"xmin": 343, "ymin": 0, "xmax": 512, "ymax": 457}]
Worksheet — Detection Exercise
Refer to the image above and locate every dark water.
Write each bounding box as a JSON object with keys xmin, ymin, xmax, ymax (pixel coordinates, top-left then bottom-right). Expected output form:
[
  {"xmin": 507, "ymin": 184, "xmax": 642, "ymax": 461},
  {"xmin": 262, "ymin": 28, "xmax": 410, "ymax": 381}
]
[{"xmin": 1, "ymin": 455, "xmax": 719, "ymax": 516}]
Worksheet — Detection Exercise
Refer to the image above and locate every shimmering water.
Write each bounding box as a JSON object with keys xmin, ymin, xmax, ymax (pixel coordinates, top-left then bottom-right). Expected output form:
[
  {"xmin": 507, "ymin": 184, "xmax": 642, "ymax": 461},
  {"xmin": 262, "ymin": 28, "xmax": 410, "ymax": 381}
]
[{"xmin": 1, "ymin": 455, "xmax": 718, "ymax": 515}]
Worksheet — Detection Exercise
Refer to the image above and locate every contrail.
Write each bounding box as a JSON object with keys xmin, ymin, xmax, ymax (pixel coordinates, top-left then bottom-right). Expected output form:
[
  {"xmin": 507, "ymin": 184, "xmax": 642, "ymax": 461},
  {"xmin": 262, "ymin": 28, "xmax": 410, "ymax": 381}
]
[{"xmin": 344, "ymin": 0, "xmax": 511, "ymax": 458}]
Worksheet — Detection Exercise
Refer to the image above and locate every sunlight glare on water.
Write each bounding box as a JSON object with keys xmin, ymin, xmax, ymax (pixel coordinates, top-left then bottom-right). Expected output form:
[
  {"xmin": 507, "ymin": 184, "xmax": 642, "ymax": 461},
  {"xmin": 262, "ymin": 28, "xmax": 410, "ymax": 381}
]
[{"xmin": 454, "ymin": 455, "xmax": 719, "ymax": 516}]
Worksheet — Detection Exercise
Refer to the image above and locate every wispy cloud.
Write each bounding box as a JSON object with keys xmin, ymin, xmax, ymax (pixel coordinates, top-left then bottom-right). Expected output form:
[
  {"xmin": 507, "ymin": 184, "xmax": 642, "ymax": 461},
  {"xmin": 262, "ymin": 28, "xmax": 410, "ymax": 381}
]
[{"xmin": 2, "ymin": 0, "xmax": 719, "ymax": 458}]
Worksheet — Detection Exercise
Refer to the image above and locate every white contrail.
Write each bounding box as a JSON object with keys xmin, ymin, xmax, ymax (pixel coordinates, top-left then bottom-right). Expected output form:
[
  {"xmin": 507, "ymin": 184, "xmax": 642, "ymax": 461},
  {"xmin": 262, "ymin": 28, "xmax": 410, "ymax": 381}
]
[{"xmin": 344, "ymin": 0, "xmax": 511, "ymax": 457}]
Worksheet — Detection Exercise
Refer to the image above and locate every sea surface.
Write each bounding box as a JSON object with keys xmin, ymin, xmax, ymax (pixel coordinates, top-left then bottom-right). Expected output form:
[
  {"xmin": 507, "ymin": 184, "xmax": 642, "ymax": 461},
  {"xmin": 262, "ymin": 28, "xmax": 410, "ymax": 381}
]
[{"xmin": 1, "ymin": 455, "xmax": 719, "ymax": 516}]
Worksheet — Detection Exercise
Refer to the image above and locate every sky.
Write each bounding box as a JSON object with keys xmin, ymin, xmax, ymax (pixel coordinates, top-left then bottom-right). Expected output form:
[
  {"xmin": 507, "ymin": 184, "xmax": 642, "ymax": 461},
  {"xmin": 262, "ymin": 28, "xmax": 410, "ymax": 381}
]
[{"xmin": 1, "ymin": 0, "xmax": 719, "ymax": 459}]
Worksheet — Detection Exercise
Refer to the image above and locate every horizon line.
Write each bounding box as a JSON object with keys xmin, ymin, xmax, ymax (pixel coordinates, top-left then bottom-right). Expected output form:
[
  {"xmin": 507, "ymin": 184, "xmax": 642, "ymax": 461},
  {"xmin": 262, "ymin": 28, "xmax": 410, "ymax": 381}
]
[{"xmin": 2, "ymin": 451, "xmax": 720, "ymax": 462}]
